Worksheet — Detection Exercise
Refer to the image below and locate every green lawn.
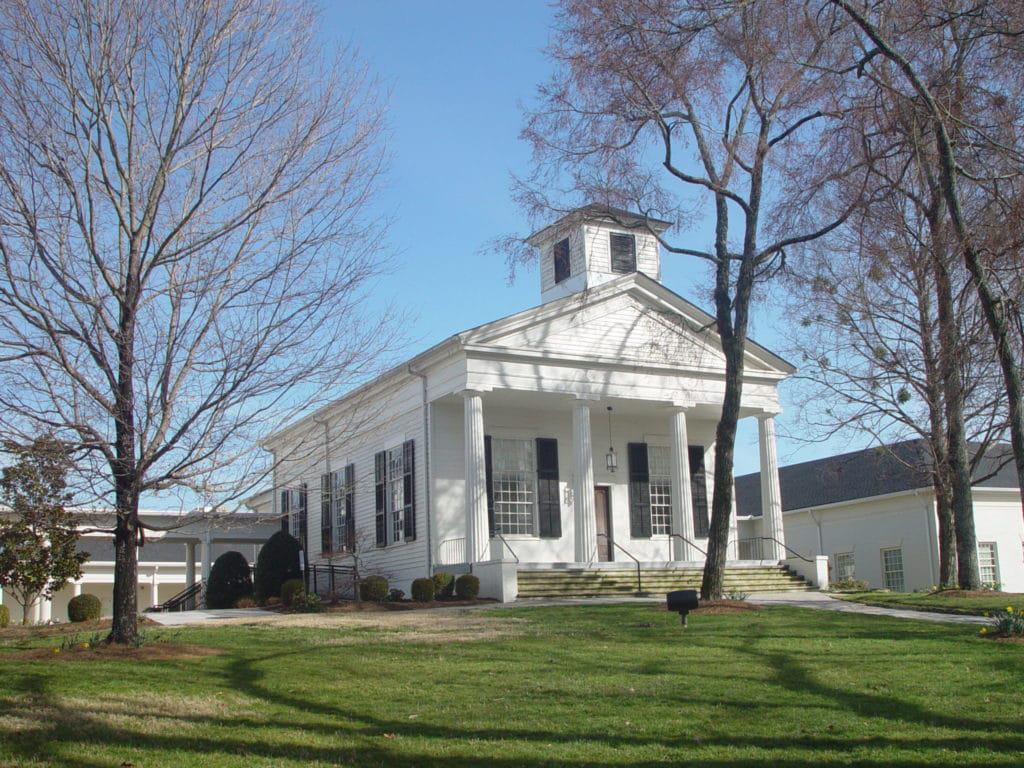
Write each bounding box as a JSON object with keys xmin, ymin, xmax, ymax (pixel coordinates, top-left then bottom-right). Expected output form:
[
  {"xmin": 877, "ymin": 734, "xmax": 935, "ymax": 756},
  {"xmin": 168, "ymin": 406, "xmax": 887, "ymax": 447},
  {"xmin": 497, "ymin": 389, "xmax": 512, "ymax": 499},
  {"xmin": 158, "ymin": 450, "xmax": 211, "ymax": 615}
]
[
  {"xmin": 836, "ymin": 590, "xmax": 1024, "ymax": 616},
  {"xmin": 1, "ymin": 604, "xmax": 1022, "ymax": 767}
]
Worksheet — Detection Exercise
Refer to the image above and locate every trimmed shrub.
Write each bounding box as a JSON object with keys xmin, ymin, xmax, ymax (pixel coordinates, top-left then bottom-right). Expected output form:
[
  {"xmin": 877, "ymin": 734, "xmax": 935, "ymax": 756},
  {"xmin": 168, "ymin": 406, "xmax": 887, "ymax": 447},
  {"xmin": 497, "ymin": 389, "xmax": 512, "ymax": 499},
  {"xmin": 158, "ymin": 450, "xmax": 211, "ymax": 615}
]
[
  {"xmin": 253, "ymin": 530, "xmax": 302, "ymax": 603},
  {"xmin": 432, "ymin": 571, "xmax": 455, "ymax": 600},
  {"xmin": 359, "ymin": 575, "xmax": 388, "ymax": 602},
  {"xmin": 455, "ymin": 574, "xmax": 480, "ymax": 600},
  {"xmin": 411, "ymin": 578, "xmax": 435, "ymax": 603},
  {"xmin": 280, "ymin": 578, "xmax": 306, "ymax": 607},
  {"xmin": 0, "ymin": 604, "xmax": 8, "ymax": 628},
  {"xmin": 67, "ymin": 593, "xmax": 101, "ymax": 622},
  {"xmin": 291, "ymin": 591, "xmax": 323, "ymax": 613},
  {"xmin": 387, "ymin": 588, "xmax": 405, "ymax": 602},
  {"xmin": 205, "ymin": 551, "xmax": 254, "ymax": 609}
]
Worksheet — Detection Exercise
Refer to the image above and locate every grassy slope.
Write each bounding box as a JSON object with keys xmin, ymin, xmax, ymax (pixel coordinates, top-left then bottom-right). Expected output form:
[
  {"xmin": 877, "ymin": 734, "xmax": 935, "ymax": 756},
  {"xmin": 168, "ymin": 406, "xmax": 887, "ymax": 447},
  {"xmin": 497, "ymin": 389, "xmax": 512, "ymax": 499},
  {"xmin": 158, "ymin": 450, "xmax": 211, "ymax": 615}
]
[
  {"xmin": 0, "ymin": 605, "xmax": 1022, "ymax": 767},
  {"xmin": 836, "ymin": 591, "xmax": 1024, "ymax": 616}
]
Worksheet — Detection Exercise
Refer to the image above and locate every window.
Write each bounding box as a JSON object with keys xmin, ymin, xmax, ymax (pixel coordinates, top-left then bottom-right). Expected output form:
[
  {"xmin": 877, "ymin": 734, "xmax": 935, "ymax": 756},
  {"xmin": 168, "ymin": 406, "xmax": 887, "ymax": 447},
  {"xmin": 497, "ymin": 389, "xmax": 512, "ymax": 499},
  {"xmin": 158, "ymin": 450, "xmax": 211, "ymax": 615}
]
[
  {"xmin": 834, "ymin": 552, "xmax": 855, "ymax": 581},
  {"xmin": 648, "ymin": 446, "xmax": 672, "ymax": 535},
  {"xmin": 492, "ymin": 438, "xmax": 537, "ymax": 535},
  {"xmin": 281, "ymin": 485, "xmax": 307, "ymax": 550},
  {"xmin": 322, "ymin": 466, "xmax": 354, "ymax": 553},
  {"xmin": 609, "ymin": 232, "xmax": 636, "ymax": 273},
  {"xmin": 375, "ymin": 441, "xmax": 416, "ymax": 546},
  {"xmin": 553, "ymin": 238, "xmax": 570, "ymax": 283},
  {"xmin": 389, "ymin": 446, "xmax": 407, "ymax": 544},
  {"xmin": 978, "ymin": 542, "xmax": 1000, "ymax": 587},
  {"xmin": 881, "ymin": 547, "xmax": 904, "ymax": 592}
]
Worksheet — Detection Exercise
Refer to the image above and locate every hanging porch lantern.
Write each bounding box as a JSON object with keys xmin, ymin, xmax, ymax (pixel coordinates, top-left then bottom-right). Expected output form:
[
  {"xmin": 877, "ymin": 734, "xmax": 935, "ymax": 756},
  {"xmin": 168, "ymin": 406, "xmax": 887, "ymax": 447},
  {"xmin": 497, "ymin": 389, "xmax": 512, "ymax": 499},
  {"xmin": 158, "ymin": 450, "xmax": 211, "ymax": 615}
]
[{"xmin": 605, "ymin": 406, "xmax": 618, "ymax": 473}]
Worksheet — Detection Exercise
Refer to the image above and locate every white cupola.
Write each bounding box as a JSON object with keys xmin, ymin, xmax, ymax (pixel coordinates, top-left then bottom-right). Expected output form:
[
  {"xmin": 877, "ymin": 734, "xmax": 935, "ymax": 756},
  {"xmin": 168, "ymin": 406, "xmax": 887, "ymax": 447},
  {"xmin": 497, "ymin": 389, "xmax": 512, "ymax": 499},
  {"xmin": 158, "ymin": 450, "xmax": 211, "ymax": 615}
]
[{"xmin": 526, "ymin": 204, "xmax": 671, "ymax": 304}]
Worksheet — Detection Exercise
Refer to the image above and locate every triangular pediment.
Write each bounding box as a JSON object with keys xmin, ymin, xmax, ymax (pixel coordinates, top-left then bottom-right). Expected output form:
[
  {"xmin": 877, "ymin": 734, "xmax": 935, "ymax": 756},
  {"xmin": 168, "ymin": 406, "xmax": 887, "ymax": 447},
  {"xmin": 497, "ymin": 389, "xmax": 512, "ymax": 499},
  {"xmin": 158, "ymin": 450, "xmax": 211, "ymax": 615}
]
[{"xmin": 461, "ymin": 275, "xmax": 793, "ymax": 376}]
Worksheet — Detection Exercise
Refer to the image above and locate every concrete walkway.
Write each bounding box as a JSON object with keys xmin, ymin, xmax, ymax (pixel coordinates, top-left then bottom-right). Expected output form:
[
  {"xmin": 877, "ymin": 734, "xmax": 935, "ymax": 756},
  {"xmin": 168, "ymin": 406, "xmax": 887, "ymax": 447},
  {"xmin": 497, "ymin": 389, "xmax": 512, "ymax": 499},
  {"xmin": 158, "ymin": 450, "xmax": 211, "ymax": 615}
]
[
  {"xmin": 145, "ymin": 592, "xmax": 988, "ymax": 627},
  {"xmin": 746, "ymin": 591, "xmax": 987, "ymax": 625},
  {"xmin": 146, "ymin": 607, "xmax": 275, "ymax": 626}
]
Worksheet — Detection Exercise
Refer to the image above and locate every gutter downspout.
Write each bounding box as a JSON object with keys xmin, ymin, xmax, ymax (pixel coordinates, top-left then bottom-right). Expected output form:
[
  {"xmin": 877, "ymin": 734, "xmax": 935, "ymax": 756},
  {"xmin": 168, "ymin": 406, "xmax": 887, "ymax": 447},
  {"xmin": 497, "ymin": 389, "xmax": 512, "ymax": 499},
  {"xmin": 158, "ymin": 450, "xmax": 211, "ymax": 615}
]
[
  {"xmin": 408, "ymin": 364, "xmax": 433, "ymax": 575},
  {"xmin": 807, "ymin": 509, "xmax": 824, "ymax": 557}
]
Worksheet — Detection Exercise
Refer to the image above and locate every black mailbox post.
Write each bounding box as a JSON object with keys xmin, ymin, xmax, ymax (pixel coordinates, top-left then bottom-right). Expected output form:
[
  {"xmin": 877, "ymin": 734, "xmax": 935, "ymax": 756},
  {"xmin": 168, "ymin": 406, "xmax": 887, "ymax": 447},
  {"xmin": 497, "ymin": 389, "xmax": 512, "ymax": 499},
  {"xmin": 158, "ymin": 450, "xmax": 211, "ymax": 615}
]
[{"xmin": 666, "ymin": 589, "xmax": 699, "ymax": 626}]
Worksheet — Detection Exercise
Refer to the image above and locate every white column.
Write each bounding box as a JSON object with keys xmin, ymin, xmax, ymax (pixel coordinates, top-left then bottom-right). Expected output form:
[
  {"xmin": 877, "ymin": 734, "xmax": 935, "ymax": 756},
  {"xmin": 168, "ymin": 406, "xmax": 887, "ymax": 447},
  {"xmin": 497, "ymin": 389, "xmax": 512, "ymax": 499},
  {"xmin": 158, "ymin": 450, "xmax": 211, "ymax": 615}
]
[
  {"xmin": 463, "ymin": 390, "xmax": 489, "ymax": 564},
  {"xmin": 40, "ymin": 595, "xmax": 52, "ymax": 623},
  {"xmin": 572, "ymin": 398, "xmax": 598, "ymax": 564},
  {"xmin": 72, "ymin": 581, "xmax": 82, "ymax": 598},
  {"xmin": 669, "ymin": 407, "xmax": 697, "ymax": 561},
  {"xmin": 758, "ymin": 413, "xmax": 786, "ymax": 561},
  {"xmin": 186, "ymin": 542, "xmax": 197, "ymax": 587},
  {"xmin": 150, "ymin": 568, "xmax": 160, "ymax": 608}
]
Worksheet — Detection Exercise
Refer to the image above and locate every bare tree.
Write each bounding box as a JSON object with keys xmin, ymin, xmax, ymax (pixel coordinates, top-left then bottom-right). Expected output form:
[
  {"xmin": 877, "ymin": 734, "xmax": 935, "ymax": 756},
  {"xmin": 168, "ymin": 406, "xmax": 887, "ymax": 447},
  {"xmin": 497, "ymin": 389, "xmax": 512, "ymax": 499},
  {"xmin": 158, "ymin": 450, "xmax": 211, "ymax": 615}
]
[
  {"xmin": 786, "ymin": 171, "xmax": 1005, "ymax": 588},
  {"xmin": 513, "ymin": 0, "xmax": 867, "ymax": 597},
  {"xmin": 0, "ymin": 0, "xmax": 392, "ymax": 643},
  {"xmin": 825, "ymin": 0, "xmax": 1024, "ymax": 519}
]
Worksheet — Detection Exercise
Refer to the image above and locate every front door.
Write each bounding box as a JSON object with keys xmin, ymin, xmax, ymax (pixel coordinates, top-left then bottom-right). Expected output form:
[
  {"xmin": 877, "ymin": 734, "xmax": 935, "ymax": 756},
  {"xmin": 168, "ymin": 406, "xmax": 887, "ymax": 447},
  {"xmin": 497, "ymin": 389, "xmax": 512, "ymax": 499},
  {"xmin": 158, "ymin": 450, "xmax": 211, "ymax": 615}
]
[{"xmin": 594, "ymin": 487, "xmax": 613, "ymax": 562}]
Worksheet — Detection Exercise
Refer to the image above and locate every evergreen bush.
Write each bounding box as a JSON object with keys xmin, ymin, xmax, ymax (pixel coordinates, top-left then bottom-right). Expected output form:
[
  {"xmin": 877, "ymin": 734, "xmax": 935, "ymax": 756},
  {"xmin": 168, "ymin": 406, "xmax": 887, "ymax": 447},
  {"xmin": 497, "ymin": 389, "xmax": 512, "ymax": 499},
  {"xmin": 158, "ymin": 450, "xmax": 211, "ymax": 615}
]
[
  {"xmin": 205, "ymin": 551, "xmax": 253, "ymax": 609},
  {"xmin": 253, "ymin": 531, "xmax": 301, "ymax": 603},
  {"xmin": 67, "ymin": 593, "xmax": 101, "ymax": 622}
]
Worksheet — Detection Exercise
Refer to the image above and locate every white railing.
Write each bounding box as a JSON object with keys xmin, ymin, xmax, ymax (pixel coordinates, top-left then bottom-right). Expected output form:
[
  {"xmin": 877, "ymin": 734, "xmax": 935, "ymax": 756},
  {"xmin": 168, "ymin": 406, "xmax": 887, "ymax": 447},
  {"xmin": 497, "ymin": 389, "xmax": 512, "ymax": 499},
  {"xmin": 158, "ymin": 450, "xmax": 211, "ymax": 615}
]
[{"xmin": 437, "ymin": 537, "xmax": 466, "ymax": 566}]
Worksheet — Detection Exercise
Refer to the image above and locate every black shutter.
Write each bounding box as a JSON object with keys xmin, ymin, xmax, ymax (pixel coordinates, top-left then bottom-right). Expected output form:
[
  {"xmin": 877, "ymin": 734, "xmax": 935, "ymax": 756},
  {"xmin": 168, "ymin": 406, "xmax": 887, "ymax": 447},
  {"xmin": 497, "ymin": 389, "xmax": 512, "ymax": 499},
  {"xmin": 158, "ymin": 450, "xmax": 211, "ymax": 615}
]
[
  {"xmin": 628, "ymin": 443, "xmax": 652, "ymax": 538},
  {"xmin": 344, "ymin": 463, "xmax": 356, "ymax": 551},
  {"xmin": 374, "ymin": 450, "xmax": 387, "ymax": 547},
  {"xmin": 321, "ymin": 473, "xmax": 332, "ymax": 554},
  {"xmin": 280, "ymin": 490, "xmax": 289, "ymax": 533},
  {"xmin": 536, "ymin": 438, "xmax": 561, "ymax": 538},
  {"xmin": 553, "ymin": 238, "xmax": 571, "ymax": 283},
  {"xmin": 484, "ymin": 435, "xmax": 495, "ymax": 536},
  {"xmin": 610, "ymin": 233, "xmax": 636, "ymax": 273},
  {"xmin": 689, "ymin": 446, "xmax": 709, "ymax": 537},
  {"xmin": 403, "ymin": 440, "xmax": 416, "ymax": 540},
  {"xmin": 298, "ymin": 483, "xmax": 308, "ymax": 552}
]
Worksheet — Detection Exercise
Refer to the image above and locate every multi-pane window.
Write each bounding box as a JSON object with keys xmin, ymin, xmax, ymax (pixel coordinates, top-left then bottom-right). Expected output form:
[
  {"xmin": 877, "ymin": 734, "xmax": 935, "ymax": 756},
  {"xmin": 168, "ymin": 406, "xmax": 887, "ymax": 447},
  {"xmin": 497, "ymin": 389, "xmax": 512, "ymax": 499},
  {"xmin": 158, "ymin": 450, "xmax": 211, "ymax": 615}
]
[
  {"xmin": 609, "ymin": 232, "xmax": 637, "ymax": 273},
  {"xmin": 492, "ymin": 438, "xmax": 536, "ymax": 535},
  {"xmin": 389, "ymin": 447, "xmax": 406, "ymax": 544},
  {"xmin": 286, "ymin": 488, "xmax": 303, "ymax": 542},
  {"xmin": 553, "ymin": 238, "xmax": 570, "ymax": 283},
  {"xmin": 834, "ymin": 552, "xmax": 855, "ymax": 581},
  {"xmin": 647, "ymin": 445, "xmax": 672, "ymax": 535},
  {"xmin": 328, "ymin": 468, "xmax": 354, "ymax": 552},
  {"xmin": 978, "ymin": 542, "xmax": 1000, "ymax": 587},
  {"xmin": 881, "ymin": 547, "xmax": 905, "ymax": 592}
]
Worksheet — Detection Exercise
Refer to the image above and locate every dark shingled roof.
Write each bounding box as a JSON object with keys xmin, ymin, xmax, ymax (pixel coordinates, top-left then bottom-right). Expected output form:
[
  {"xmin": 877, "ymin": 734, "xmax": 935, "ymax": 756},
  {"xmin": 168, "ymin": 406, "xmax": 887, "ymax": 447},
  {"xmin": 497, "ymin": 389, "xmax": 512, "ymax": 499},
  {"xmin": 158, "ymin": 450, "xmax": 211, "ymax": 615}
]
[{"xmin": 735, "ymin": 439, "xmax": 1020, "ymax": 517}]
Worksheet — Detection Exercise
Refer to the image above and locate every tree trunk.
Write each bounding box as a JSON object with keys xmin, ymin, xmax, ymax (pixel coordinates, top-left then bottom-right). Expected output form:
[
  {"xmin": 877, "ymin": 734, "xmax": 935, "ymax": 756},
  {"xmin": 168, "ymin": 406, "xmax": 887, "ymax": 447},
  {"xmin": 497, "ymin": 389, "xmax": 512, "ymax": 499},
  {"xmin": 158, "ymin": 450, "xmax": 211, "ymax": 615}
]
[
  {"xmin": 932, "ymin": 469, "xmax": 957, "ymax": 587},
  {"xmin": 700, "ymin": 336, "xmax": 744, "ymax": 600},
  {"xmin": 933, "ymin": 250, "xmax": 981, "ymax": 589},
  {"xmin": 110, "ymin": 496, "xmax": 139, "ymax": 644}
]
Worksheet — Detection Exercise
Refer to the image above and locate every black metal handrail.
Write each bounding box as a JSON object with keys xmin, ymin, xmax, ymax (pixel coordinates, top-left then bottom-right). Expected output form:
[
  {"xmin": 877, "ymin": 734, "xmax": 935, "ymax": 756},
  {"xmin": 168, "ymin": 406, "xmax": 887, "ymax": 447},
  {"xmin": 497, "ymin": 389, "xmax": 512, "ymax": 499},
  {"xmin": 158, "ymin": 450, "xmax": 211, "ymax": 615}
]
[
  {"xmin": 744, "ymin": 536, "xmax": 814, "ymax": 563},
  {"xmin": 598, "ymin": 533, "xmax": 643, "ymax": 595},
  {"xmin": 492, "ymin": 532, "xmax": 520, "ymax": 564},
  {"xmin": 667, "ymin": 533, "xmax": 707, "ymax": 557},
  {"xmin": 148, "ymin": 580, "xmax": 203, "ymax": 612}
]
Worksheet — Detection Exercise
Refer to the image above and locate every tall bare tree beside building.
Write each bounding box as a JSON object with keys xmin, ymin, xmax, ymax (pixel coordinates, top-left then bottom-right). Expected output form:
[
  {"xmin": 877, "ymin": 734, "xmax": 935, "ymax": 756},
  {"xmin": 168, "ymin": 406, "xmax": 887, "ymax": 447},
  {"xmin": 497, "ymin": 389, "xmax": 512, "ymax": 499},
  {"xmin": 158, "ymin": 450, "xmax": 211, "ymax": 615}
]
[
  {"xmin": 826, "ymin": 0, "xmax": 1024, "ymax": 520},
  {"xmin": 514, "ymin": 0, "xmax": 867, "ymax": 597},
  {"xmin": 0, "ymin": 0, "xmax": 391, "ymax": 643}
]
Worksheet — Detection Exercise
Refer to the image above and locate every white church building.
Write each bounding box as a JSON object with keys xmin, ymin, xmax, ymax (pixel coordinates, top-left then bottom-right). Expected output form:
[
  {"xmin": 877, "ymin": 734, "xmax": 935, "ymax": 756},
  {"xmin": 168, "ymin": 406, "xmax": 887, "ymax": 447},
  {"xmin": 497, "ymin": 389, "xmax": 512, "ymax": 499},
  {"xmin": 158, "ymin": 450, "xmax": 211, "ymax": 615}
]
[{"xmin": 257, "ymin": 206, "xmax": 824, "ymax": 600}]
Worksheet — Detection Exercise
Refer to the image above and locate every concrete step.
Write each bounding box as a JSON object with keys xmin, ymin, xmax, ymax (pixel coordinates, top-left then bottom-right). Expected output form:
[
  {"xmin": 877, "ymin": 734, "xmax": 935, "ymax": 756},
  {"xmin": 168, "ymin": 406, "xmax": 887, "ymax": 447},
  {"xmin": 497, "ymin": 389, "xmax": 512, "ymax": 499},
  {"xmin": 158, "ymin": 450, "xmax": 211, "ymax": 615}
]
[{"xmin": 516, "ymin": 564, "xmax": 814, "ymax": 597}]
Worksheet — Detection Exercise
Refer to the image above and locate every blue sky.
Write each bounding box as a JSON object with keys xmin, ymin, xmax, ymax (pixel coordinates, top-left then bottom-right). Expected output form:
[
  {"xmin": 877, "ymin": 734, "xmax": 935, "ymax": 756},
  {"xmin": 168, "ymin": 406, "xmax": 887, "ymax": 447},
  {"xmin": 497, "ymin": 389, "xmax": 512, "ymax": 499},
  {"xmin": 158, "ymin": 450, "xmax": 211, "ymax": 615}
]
[{"xmin": 325, "ymin": 2, "xmax": 843, "ymax": 475}]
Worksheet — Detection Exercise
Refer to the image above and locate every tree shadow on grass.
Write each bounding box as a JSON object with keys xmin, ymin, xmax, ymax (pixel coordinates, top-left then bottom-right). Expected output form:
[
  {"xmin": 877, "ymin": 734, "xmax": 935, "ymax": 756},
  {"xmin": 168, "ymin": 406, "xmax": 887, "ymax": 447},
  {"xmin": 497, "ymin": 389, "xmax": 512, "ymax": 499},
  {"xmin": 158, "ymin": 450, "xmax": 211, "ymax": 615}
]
[{"xmin": 1, "ymin": 610, "xmax": 1022, "ymax": 767}]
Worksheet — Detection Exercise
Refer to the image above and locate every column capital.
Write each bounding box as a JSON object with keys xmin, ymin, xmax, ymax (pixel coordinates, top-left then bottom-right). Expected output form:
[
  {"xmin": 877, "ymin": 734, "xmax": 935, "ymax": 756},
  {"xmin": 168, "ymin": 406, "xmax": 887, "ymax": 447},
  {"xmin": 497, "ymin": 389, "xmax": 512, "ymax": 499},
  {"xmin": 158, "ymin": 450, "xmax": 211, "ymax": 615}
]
[
  {"xmin": 460, "ymin": 388, "xmax": 487, "ymax": 399},
  {"xmin": 756, "ymin": 407, "xmax": 782, "ymax": 421},
  {"xmin": 573, "ymin": 393, "xmax": 601, "ymax": 402}
]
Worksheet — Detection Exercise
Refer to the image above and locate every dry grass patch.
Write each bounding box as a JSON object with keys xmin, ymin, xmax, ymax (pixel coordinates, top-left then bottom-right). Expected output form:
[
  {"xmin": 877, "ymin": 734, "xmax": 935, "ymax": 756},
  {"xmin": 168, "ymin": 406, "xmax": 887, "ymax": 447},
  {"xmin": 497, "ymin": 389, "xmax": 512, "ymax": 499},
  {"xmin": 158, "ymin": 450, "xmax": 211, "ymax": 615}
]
[
  {"xmin": 251, "ymin": 606, "xmax": 530, "ymax": 644},
  {"xmin": 10, "ymin": 642, "xmax": 222, "ymax": 663}
]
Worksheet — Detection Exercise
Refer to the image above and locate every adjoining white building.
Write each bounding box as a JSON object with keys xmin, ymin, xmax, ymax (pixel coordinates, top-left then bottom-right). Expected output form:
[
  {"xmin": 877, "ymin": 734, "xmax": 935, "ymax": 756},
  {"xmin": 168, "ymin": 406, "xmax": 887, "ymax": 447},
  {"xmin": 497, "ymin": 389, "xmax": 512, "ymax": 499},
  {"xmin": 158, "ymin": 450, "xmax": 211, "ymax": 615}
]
[
  {"xmin": 1, "ymin": 508, "xmax": 278, "ymax": 624},
  {"xmin": 735, "ymin": 440, "xmax": 1024, "ymax": 593},
  {"xmin": 253, "ymin": 205, "xmax": 824, "ymax": 601}
]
